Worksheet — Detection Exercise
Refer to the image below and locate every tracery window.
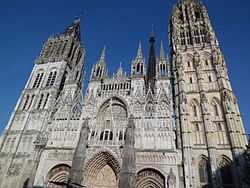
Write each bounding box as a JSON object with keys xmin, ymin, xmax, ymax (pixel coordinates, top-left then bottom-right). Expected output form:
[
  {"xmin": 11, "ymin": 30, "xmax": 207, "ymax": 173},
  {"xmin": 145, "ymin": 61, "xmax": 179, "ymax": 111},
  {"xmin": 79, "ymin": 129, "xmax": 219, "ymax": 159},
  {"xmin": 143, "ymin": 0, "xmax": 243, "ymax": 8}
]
[
  {"xmin": 33, "ymin": 72, "xmax": 44, "ymax": 88},
  {"xmin": 46, "ymin": 71, "xmax": 57, "ymax": 87}
]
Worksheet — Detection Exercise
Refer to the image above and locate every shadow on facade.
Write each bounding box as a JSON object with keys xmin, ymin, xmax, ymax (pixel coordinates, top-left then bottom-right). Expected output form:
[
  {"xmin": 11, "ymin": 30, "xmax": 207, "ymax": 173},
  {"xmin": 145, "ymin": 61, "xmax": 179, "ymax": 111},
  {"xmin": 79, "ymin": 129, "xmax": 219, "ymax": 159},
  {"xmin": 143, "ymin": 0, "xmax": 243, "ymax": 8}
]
[{"xmin": 199, "ymin": 136, "xmax": 250, "ymax": 188}]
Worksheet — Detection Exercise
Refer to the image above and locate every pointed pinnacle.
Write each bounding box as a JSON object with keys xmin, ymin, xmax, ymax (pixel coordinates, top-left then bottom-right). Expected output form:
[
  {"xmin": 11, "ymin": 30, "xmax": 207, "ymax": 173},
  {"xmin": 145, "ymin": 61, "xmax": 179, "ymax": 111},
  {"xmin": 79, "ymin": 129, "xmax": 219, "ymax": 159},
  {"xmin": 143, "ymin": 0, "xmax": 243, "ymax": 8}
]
[
  {"xmin": 100, "ymin": 46, "xmax": 106, "ymax": 61},
  {"xmin": 74, "ymin": 17, "xmax": 81, "ymax": 24},
  {"xmin": 160, "ymin": 41, "xmax": 166, "ymax": 60},
  {"xmin": 136, "ymin": 42, "xmax": 143, "ymax": 58}
]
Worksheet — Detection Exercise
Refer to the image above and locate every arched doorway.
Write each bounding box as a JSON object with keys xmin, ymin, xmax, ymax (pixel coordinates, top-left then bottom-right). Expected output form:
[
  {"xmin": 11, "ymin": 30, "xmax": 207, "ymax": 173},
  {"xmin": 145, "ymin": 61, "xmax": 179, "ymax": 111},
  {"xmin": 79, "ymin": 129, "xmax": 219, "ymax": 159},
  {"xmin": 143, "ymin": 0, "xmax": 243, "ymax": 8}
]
[
  {"xmin": 218, "ymin": 156, "xmax": 235, "ymax": 188},
  {"xmin": 136, "ymin": 168, "xmax": 165, "ymax": 188},
  {"xmin": 46, "ymin": 164, "xmax": 71, "ymax": 188},
  {"xmin": 84, "ymin": 151, "xmax": 120, "ymax": 188}
]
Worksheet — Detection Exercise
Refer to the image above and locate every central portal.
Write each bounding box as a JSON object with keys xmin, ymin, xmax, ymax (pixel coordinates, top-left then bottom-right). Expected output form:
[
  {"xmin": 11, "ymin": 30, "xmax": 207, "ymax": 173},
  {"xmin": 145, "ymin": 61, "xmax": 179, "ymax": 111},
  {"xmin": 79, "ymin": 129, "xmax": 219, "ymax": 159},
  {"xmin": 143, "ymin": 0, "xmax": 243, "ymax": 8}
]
[
  {"xmin": 84, "ymin": 152, "xmax": 120, "ymax": 188},
  {"xmin": 91, "ymin": 165, "xmax": 117, "ymax": 188}
]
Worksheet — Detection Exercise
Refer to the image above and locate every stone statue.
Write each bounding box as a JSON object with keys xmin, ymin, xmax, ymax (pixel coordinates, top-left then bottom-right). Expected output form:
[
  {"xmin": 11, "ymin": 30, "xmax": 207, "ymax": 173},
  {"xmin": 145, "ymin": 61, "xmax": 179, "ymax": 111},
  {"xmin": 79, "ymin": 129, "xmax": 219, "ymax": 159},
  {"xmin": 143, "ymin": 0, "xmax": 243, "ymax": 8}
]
[{"xmin": 201, "ymin": 93, "xmax": 209, "ymax": 113}]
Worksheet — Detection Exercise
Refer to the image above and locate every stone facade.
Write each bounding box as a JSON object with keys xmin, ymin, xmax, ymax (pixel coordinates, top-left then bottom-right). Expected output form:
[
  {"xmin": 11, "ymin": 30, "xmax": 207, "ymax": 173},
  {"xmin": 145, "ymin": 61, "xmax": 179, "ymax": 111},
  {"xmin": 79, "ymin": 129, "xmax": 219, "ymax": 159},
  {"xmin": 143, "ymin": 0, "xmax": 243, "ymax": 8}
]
[{"xmin": 0, "ymin": 0, "xmax": 248, "ymax": 188}]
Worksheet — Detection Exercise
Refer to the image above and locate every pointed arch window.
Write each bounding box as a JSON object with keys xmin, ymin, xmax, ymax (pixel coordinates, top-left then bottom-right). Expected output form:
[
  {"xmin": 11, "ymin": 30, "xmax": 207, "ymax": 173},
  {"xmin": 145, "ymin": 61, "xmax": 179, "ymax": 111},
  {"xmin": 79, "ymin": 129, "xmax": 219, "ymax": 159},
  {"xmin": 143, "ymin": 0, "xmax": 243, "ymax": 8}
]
[
  {"xmin": 186, "ymin": 31, "xmax": 192, "ymax": 45},
  {"xmin": 213, "ymin": 103, "xmax": 219, "ymax": 116},
  {"xmin": 37, "ymin": 94, "xmax": 44, "ymax": 110},
  {"xmin": 46, "ymin": 72, "xmax": 53, "ymax": 87},
  {"xmin": 194, "ymin": 29, "xmax": 201, "ymax": 44},
  {"xmin": 190, "ymin": 77, "xmax": 193, "ymax": 84},
  {"xmin": 217, "ymin": 123, "xmax": 223, "ymax": 131},
  {"xmin": 27, "ymin": 94, "xmax": 35, "ymax": 110},
  {"xmin": 193, "ymin": 104, "xmax": 198, "ymax": 117},
  {"xmin": 50, "ymin": 71, "xmax": 57, "ymax": 86},
  {"xmin": 43, "ymin": 93, "xmax": 50, "ymax": 109},
  {"xmin": 33, "ymin": 72, "xmax": 44, "ymax": 88},
  {"xmin": 180, "ymin": 29, "xmax": 186, "ymax": 46},
  {"xmin": 195, "ymin": 123, "xmax": 200, "ymax": 131},
  {"xmin": 199, "ymin": 158, "xmax": 211, "ymax": 188},
  {"xmin": 200, "ymin": 27, "xmax": 208, "ymax": 43},
  {"xmin": 219, "ymin": 157, "xmax": 234, "ymax": 187},
  {"xmin": 22, "ymin": 95, "xmax": 30, "ymax": 110},
  {"xmin": 136, "ymin": 63, "xmax": 141, "ymax": 73}
]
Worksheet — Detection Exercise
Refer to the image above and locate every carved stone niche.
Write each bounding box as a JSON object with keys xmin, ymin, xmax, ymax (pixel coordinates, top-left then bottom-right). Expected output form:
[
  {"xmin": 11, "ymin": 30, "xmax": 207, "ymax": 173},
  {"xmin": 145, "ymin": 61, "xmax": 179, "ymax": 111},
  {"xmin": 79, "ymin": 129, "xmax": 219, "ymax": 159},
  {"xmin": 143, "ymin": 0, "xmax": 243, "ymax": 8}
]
[{"xmin": 7, "ymin": 163, "xmax": 22, "ymax": 177}]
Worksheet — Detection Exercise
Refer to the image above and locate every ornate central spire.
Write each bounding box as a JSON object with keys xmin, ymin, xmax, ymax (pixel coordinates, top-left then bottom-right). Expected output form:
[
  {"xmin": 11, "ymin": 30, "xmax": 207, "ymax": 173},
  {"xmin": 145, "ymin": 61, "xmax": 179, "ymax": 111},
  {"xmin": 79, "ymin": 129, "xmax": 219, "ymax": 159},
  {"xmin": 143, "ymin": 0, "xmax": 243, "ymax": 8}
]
[{"xmin": 146, "ymin": 33, "xmax": 157, "ymax": 93}]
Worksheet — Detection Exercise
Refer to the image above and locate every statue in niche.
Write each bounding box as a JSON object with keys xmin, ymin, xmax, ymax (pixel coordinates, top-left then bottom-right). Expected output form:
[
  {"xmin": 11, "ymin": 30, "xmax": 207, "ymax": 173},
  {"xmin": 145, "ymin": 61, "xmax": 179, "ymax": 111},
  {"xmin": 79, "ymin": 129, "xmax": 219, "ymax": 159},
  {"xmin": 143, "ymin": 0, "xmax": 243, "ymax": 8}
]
[
  {"xmin": 7, "ymin": 163, "xmax": 22, "ymax": 176},
  {"xmin": 194, "ymin": 52, "xmax": 201, "ymax": 68},
  {"xmin": 167, "ymin": 169, "xmax": 176, "ymax": 188},
  {"xmin": 180, "ymin": 93, "xmax": 187, "ymax": 114},
  {"xmin": 201, "ymin": 93, "xmax": 209, "ymax": 113},
  {"xmin": 223, "ymin": 92, "xmax": 232, "ymax": 113}
]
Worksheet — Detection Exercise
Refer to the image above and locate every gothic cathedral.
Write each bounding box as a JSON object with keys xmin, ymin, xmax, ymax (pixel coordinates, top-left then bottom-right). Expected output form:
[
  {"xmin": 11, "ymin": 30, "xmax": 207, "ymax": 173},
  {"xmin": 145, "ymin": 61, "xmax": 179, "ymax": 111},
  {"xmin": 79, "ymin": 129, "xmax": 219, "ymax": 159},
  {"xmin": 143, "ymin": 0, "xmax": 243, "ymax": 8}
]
[{"xmin": 0, "ymin": 0, "xmax": 248, "ymax": 188}]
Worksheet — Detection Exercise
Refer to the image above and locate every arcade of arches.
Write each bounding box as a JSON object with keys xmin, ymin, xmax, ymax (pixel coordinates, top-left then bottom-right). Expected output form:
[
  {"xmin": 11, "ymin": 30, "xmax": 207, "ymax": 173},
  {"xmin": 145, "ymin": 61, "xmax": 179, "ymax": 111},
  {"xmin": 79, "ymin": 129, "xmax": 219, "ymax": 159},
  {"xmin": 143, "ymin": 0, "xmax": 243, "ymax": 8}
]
[{"xmin": 45, "ymin": 153, "xmax": 167, "ymax": 188}]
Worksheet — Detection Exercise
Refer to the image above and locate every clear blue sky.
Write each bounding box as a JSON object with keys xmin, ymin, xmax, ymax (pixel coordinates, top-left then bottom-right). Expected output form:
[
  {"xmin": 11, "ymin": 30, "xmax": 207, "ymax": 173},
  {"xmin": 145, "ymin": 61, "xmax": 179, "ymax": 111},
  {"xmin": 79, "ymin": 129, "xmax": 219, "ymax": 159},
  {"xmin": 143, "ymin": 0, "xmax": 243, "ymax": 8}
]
[{"xmin": 0, "ymin": 0, "xmax": 249, "ymax": 134}]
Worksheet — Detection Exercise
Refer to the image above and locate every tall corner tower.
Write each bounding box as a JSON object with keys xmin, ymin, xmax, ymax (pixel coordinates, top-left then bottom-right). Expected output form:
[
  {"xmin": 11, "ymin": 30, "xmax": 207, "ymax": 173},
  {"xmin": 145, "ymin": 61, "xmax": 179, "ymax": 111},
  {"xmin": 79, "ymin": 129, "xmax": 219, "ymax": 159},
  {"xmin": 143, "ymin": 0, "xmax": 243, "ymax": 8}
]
[
  {"xmin": 169, "ymin": 0, "xmax": 248, "ymax": 187},
  {"xmin": 0, "ymin": 18, "xmax": 85, "ymax": 188}
]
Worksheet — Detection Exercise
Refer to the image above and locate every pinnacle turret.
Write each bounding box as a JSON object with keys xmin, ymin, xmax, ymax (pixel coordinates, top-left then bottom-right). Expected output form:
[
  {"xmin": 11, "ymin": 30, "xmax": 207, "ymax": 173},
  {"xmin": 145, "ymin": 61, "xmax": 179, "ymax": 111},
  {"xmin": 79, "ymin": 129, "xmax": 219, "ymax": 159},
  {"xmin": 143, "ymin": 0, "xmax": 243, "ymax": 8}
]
[
  {"xmin": 90, "ymin": 47, "xmax": 107, "ymax": 81},
  {"xmin": 131, "ymin": 42, "xmax": 145, "ymax": 77}
]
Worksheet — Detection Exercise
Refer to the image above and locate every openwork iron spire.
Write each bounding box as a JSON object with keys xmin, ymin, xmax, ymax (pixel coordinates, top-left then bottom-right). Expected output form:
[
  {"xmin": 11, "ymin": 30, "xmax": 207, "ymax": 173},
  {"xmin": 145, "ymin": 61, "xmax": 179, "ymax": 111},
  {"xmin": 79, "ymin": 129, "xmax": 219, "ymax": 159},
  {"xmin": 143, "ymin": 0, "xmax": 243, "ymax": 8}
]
[{"xmin": 146, "ymin": 33, "xmax": 157, "ymax": 93}]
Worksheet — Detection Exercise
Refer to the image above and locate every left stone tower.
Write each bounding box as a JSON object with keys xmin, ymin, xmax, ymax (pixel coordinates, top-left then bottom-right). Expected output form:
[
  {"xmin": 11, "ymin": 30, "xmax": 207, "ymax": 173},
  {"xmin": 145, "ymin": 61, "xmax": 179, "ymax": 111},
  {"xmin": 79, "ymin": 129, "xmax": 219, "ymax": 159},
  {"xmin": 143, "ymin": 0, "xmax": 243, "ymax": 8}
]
[{"xmin": 0, "ymin": 18, "xmax": 85, "ymax": 188}]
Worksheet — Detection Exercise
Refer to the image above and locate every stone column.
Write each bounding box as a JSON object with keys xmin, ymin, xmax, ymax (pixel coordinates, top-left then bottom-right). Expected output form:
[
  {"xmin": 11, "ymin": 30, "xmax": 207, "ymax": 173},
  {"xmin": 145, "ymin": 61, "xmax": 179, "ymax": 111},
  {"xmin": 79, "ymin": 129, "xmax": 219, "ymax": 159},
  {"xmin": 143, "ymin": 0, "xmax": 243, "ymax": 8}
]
[
  {"xmin": 119, "ymin": 115, "xmax": 136, "ymax": 188},
  {"xmin": 68, "ymin": 120, "xmax": 89, "ymax": 187}
]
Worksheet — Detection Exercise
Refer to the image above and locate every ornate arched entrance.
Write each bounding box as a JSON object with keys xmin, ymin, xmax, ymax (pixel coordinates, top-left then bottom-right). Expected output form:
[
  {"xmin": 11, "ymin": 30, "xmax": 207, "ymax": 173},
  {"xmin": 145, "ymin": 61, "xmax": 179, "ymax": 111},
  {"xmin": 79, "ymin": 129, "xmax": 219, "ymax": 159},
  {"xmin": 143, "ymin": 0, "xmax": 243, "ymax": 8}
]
[
  {"xmin": 46, "ymin": 164, "xmax": 71, "ymax": 188},
  {"xmin": 83, "ymin": 151, "xmax": 120, "ymax": 188},
  {"xmin": 136, "ymin": 168, "xmax": 165, "ymax": 188}
]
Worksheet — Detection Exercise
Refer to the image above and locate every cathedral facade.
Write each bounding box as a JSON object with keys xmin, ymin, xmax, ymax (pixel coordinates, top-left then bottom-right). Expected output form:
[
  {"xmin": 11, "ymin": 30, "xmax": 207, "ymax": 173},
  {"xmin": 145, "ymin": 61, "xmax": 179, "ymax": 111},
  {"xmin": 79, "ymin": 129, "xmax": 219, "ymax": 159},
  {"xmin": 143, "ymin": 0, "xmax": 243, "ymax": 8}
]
[{"xmin": 0, "ymin": 0, "xmax": 248, "ymax": 188}]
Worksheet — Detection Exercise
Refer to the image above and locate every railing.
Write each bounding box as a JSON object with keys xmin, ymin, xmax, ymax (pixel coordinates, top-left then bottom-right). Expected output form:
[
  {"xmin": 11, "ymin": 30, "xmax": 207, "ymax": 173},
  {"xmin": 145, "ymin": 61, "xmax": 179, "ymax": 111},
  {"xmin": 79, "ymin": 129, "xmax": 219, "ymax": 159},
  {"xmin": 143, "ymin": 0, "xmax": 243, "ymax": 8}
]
[
  {"xmin": 185, "ymin": 84, "xmax": 198, "ymax": 93},
  {"xmin": 206, "ymin": 82, "xmax": 218, "ymax": 92}
]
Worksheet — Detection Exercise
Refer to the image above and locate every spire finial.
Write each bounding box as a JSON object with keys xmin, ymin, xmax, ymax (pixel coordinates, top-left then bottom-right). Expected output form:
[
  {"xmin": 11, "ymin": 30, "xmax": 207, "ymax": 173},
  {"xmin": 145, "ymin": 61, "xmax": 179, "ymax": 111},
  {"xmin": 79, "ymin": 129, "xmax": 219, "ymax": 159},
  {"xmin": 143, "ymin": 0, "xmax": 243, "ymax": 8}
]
[
  {"xmin": 100, "ymin": 46, "xmax": 106, "ymax": 61},
  {"xmin": 150, "ymin": 25, "xmax": 156, "ymax": 43},
  {"xmin": 160, "ymin": 40, "xmax": 166, "ymax": 60},
  {"xmin": 151, "ymin": 24, "xmax": 154, "ymax": 35},
  {"xmin": 136, "ymin": 41, "xmax": 143, "ymax": 58}
]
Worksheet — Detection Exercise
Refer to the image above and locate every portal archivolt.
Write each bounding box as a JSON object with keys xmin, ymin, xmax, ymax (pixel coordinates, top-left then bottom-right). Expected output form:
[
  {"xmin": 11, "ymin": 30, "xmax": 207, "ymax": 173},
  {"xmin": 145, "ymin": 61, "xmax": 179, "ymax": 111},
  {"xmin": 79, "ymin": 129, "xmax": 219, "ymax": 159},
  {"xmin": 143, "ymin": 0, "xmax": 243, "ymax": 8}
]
[
  {"xmin": 83, "ymin": 151, "xmax": 120, "ymax": 188},
  {"xmin": 136, "ymin": 168, "xmax": 165, "ymax": 188}
]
